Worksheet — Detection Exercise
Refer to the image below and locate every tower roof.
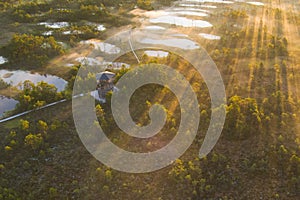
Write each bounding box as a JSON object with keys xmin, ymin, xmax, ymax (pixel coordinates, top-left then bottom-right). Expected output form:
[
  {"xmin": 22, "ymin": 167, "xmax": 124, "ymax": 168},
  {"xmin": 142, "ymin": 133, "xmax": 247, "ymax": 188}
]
[{"xmin": 96, "ymin": 71, "xmax": 115, "ymax": 81}]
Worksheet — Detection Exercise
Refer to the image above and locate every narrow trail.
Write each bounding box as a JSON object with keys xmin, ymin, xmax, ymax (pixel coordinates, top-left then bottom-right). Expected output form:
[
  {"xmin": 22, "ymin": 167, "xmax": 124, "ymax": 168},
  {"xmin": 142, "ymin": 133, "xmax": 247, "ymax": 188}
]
[
  {"xmin": 0, "ymin": 99, "xmax": 68, "ymax": 123},
  {"xmin": 0, "ymin": 93, "xmax": 89, "ymax": 123}
]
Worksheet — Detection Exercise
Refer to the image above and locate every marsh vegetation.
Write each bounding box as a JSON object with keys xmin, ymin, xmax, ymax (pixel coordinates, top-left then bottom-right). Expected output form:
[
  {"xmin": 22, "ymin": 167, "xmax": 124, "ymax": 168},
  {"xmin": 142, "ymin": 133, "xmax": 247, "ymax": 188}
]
[{"xmin": 0, "ymin": 0, "xmax": 300, "ymax": 199}]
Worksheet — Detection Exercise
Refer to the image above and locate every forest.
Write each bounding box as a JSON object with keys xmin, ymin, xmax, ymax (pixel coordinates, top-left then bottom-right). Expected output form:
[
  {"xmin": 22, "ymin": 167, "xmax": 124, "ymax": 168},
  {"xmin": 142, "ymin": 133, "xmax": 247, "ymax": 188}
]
[{"xmin": 0, "ymin": 0, "xmax": 300, "ymax": 199}]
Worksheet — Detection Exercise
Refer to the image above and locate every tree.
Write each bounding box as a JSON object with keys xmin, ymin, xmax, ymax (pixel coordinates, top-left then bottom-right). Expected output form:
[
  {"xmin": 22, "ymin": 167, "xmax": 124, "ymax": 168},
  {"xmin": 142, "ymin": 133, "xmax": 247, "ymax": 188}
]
[
  {"xmin": 137, "ymin": 0, "xmax": 153, "ymax": 10},
  {"xmin": 4, "ymin": 34, "xmax": 64, "ymax": 68},
  {"xmin": 37, "ymin": 120, "xmax": 48, "ymax": 135},
  {"xmin": 24, "ymin": 133, "xmax": 43, "ymax": 150},
  {"xmin": 224, "ymin": 96, "xmax": 262, "ymax": 139},
  {"xmin": 0, "ymin": 78, "xmax": 9, "ymax": 89},
  {"xmin": 4, "ymin": 146, "xmax": 12, "ymax": 152},
  {"xmin": 19, "ymin": 119, "xmax": 30, "ymax": 131},
  {"xmin": 16, "ymin": 81, "xmax": 63, "ymax": 112},
  {"xmin": 49, "ymin": 187, "xmax": 58, "ymax": 199}
]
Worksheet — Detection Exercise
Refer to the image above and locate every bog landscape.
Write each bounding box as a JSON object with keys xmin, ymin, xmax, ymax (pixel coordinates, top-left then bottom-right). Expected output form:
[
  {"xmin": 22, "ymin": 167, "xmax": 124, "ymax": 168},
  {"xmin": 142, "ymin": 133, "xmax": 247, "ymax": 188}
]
[{"xmin": 0, "ymin": 0, "xmax": 299, "ymax": 199}]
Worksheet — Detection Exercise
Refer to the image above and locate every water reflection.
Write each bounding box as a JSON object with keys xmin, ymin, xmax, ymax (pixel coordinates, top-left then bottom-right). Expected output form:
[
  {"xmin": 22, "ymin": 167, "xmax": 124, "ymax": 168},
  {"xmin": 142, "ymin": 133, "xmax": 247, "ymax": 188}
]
[
  {"xmin": 80, "ymin": 40, "xmax": 121, "ymax": 54},
  {"xmin": 0, "ymin": 56, "xmax": 8, "ymax": 65},
  {"xmin": 0, "ymin": 95, "xmax": 18, "ymax": 117},
  {"xmin": 170, "ymin": 10, "xmax": 208, "ymax": 17},
  {"xmin": 140, "ymin": 38, "xmax": 199, "ymax": 50},
  {"xmin": 179, "ymin": 4, "xmax": 217, "ymax": 8},
  {"xmin": 172, "ymin": 7, "xmax": 211, "ymax": 13},
  {"xmin": 144, "ymin": 50, "xmax": 169, "ymax": 57},
  {"xmin": 42, "ymin": 31, "xmax": 54, "ymax": 36},
  {"xmin": 150, "ymin": 15, "xmax": 212, "ymax": 28},
  {"xmin": 199, "ymin": 33, "xmax": 221, "ymax": 40},
  {"xmin": 75, "ymin": 57, "xmax": 102, "ymax": 66},
  {"xmin": 38, "ymin": 22, "xmax": 70, "ymax": 29},
  {"xmin": 0, "ymin": 70, "xmax": 67, "ymax": 91},
  {"xmin": 143, "ymin": 26, "xmax": 166, "ymax": 30},
  {"xmin": 247, "ymin": 1, "xmax": 264, "ymax": 6}
]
